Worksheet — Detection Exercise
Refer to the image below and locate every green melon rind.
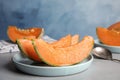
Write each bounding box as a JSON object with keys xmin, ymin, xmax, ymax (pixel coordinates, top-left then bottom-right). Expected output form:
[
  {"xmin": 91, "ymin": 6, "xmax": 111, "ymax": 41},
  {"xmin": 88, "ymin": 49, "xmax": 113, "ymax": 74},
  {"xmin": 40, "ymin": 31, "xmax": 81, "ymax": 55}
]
[
  {"xmin": 16, "ymin": 39, "xmax": 28, "ymax": 57},
  {"xmin": 17, "ymin": 39, "xmax": 41, "ymax": 61},
  {"xmin": 32, "ymin": 40, "xmax": 56, "ymax": 66}
]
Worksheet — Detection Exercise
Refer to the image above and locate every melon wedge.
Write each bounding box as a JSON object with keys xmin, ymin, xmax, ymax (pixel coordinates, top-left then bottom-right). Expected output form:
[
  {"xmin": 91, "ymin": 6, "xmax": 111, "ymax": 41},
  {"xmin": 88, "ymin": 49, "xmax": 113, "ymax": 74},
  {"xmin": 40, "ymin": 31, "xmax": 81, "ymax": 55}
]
[
  {"xmin": 33, "ymin": 36, "xmax": 94, "ymax": 66},
  {"xmin": 108, "ymin": 22, "xmax": 120, "ymax": 31},
  {"xmin": 17, "ymin": 39, "xmax": 42, "ymax": 62},
  {"xmin": 96, "ymin": 27, "xmax": 120, "ymax": 46},
  {"xmin": 51, "ymin": 34, "xmax": 72, "ymax": 47},
  {"xmin": 51, "ymin": 34, "xmax": 79, "ymax": 47},
  {"xmin": 7, "ymin": 26, "xmax": 44, "ymax": 42},
  {"xmin": 71, "ymin": 34, "xmax": 80, "ymax": 45}
]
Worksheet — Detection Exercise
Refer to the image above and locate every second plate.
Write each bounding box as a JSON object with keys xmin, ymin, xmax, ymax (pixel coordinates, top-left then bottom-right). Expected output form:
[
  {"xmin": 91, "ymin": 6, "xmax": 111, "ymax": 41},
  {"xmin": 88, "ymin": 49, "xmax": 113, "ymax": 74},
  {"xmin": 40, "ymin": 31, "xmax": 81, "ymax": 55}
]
[{"xmin": 95, "ymin": 39, "xmax": 120, "ymax": 53}]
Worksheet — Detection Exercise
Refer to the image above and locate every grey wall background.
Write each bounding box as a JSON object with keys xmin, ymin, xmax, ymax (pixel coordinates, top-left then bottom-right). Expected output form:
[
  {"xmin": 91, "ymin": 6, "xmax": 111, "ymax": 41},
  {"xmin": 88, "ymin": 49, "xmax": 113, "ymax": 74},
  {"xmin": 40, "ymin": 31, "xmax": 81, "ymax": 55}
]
[{"xmin": 0, "ymin": 0, "xmax": 120, "ymax": 40}]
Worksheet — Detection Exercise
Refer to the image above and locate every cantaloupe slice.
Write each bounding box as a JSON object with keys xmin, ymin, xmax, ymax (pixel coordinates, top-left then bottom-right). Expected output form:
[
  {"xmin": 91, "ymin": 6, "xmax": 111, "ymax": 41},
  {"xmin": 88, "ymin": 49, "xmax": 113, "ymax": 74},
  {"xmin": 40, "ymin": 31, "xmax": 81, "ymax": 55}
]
[
  {"xmin": 108, "ymin": 22, "xmax": 120, "ymax": 31},
  {"xmin": 96, "ymin": 27, "xmax": 120, "ymax": 46},
  {"xmin": 71, "ymin": 34, "xmax": 80, "ymax": 45},
  {"xmin": 51, "ymin": 34, "xmax": 79, "ymax": 47},
  {"xmin": 51, "ymin": 34, "xmax": 72, "ymax": 47},
  {"xmin": 17, "ymin": 39, "xmax": 42, "ymax": 62},
  {"xmin": 33, "ymin": 36, "xmax": 94, "ymax": 66},
  {"xmin": 7, "ymin": 26, "xmax": 44, "ymax": 42}
]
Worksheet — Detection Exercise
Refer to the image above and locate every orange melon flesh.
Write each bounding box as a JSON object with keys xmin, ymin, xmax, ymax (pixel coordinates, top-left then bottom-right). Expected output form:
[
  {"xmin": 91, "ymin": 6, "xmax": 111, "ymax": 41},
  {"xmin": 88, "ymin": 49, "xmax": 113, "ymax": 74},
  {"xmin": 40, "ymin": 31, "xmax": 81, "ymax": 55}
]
[
  {"xmin": 51, "ymin": 34, "xmax": 72, "ymax": 47},
  {"xmin": 17, "ymin": 39, "xmax": 42, "ymax": 62},
  {"xmin": 71, "ymin": 34, "xmax": 79, "ymax": 45},
  {"xmin": 96, "ymin": 27, "xmax": 120, "ymax": 46},
  {"xmin": 108, "ymin": 22, "xmax": 120, "ymax": 31},
  {"xmin": 7, "ymin": 26, "xmax": 44, "ymax": 42},
  {"xmin": 51, "ymin": 34, "xmax": 79, "ymax": 47},
  {"xmin": 33, "ymin": 36, "xmax": 94, "ymax": 66}
]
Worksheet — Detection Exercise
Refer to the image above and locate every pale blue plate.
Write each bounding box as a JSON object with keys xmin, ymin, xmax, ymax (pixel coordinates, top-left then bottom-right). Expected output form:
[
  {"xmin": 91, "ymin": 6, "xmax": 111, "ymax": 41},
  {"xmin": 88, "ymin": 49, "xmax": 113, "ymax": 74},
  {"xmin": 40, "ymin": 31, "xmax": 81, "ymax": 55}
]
[
  {"xmin": 95, "ymin": 39, "xmax": 120, "ymax": 53},
  {"xmin": 12, "ymin": 53, "xmax": 93, "ymax": 76}
]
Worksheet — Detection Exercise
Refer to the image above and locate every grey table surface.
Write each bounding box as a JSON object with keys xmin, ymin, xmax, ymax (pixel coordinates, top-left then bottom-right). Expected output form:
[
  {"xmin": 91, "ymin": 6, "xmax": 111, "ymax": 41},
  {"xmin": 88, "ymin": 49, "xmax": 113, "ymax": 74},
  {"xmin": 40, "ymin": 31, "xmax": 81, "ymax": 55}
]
[{"xmin": 0, "ymin": 52, "xmax": 120, "ymax": 80}]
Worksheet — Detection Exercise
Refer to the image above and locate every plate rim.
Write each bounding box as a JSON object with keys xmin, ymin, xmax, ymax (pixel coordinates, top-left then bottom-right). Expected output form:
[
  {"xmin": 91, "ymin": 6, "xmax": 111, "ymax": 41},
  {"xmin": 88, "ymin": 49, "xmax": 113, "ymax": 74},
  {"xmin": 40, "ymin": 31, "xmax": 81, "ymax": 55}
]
[
  {"xmin": 12, "ymin": 53, "xmax": 93, "ymax": 76},
  {"xmin": 12, "ymin": 53, "xmax": 93, "ymax": 69}
]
